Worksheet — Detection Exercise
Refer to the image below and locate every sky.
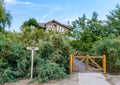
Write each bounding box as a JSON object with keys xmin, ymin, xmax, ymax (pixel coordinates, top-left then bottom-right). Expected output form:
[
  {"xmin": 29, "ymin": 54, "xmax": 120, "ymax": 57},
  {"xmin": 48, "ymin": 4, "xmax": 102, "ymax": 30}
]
[{"xmin": 4, "ymin": 0, "xmax": 120, "ymax": 32}]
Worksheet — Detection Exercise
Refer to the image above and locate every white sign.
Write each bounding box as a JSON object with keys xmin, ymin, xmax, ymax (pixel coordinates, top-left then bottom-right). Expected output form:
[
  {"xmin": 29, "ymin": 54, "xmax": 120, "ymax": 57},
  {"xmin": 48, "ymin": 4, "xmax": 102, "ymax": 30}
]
[
  {"xmin": 26, "ymin": 47, "xmax": 39, "ymax": 79},
  {"xmin": 27, "ymin": 47, "xmax": 38, "ymax": 50}
]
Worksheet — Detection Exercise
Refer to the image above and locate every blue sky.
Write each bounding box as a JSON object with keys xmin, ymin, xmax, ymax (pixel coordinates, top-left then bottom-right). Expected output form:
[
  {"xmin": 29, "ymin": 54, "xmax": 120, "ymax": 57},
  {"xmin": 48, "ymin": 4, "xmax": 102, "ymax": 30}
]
[{"xmin": 4, "ymin": 0, "xmax": 120, "ymax": 32}]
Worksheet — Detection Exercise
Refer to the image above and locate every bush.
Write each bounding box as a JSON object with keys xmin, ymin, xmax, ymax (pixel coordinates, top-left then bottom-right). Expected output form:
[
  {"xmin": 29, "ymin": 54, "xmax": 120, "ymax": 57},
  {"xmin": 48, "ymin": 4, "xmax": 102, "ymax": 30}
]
[
  {"xmin": 93, "ymin": 36, "xmax": 120, "ymax": 73},
  {"xmin": 36, "ymin": 60, "xmax": 67, "ymax": 83}
]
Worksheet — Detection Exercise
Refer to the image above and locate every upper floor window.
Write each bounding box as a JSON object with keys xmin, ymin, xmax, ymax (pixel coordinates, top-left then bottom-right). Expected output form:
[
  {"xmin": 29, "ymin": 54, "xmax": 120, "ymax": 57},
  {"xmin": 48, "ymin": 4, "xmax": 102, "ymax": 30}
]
[{"xmin": 53, "ymin": 24, "xmax": 57, "ymax": 28}]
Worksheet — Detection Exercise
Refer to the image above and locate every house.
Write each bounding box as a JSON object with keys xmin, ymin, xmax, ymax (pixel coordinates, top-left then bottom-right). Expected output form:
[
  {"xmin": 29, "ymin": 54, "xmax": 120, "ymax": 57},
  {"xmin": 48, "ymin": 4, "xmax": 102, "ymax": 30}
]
[{"xmin": 39, "ymin": 20, "xmax": 71, "ymax": 32}]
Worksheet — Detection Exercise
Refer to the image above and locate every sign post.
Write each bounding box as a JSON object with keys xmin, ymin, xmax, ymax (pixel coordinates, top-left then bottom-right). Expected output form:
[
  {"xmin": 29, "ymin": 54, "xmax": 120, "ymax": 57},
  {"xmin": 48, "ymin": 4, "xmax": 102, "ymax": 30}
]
[{"xmin": 26, "ymin": 47, "xmax": 38, "ymax": 79}]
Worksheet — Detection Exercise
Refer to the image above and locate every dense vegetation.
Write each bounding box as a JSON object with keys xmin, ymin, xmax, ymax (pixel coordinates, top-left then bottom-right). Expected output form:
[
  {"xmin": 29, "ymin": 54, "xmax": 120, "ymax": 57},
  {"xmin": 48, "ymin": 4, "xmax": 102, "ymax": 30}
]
[
  {"xmin": 0, "ymin": 18, "xmax": 72, "ymax": 83},
  {"xmin": 0, "ymin": 0, "xmax": 120, "ymax": 84}
]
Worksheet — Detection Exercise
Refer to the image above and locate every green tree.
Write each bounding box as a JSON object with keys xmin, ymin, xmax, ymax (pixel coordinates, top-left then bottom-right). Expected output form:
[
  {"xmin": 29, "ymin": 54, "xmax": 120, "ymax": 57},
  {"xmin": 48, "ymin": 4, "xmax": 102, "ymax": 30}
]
[
  {"xmin": 87, "ymin": 12, "xmax": 107, "ymax": 41},
  {"xmin": 0, "ymin": 0, "xmax": 12, "ymax": 31},
  {"xmin": 70, "ymin": 14, "xmax": 87, "ymax": 51},
  {"xmin": 21, "ymin": 18, "xmax": 41, "ymax": 34},
  {"xmin": 106, "ymin": 4, "xmax": 120, "ymax": 35},
  {"xmin": 21, "ymin": 18, "xmax": 39, "ymax": 29},
  {"xmin": 21, "ymin": 18, "xmax": 45, "ymax": 45},
  {"xmin": 70, "ymin": 12, "xmax": 107, "ymax": 52}
]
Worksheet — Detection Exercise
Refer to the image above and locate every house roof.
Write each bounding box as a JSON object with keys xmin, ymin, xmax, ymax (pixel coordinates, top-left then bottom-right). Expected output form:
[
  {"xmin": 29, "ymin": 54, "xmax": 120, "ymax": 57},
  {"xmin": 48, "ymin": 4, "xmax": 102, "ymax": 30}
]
[
  {"xmin": 39, "ymin": 20, "xmax": 72, "ymax": 30},
  {"xmin": 45, "ymin": 20, "xmax": 71, "ymax": 29},
  {"xmin": 39, "ymin": 23, "xmax": 46, "ymax": 28}
]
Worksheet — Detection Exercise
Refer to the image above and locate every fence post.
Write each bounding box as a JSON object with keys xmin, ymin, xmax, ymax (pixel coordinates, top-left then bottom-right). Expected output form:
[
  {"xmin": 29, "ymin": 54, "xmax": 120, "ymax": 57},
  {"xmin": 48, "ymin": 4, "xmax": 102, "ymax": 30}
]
[
  {"xmin": 85, "ymin": 55, "xmax": 89, "ymax": 70},
  {"xmin": 72, "ymin": 55, "xmax": 74, "ymax": 71},
  {"xmin": 103, "ymin": 55, "xmax": 106, "ymax": 73},
  {"xmin": 70, "ymin": 55, "xmax": 73, "ymax": 74}
]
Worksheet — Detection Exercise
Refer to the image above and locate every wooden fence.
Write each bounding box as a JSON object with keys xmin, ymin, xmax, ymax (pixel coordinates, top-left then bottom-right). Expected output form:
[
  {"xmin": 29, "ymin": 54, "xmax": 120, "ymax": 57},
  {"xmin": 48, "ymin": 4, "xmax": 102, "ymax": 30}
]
[{"xmin": 70, "ymin": 55, "xmax": 106, "ymax": 74}]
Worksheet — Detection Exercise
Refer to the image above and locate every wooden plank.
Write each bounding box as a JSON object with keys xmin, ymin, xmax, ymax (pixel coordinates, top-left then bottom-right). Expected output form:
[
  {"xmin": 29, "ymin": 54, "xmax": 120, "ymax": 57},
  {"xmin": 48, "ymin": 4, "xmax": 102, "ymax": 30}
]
[
  {"xmin": 89, "ymin": 57, "xmax": 103, "ymax": 70},
  {"xmin": 90, "ymin": 56, "xmax": 104, "ymax": 58},
  {"xmin": 88, "ymin": 68, "xmax": 103, "ymax": 70},
  {"xmin": 74, "ymin": 56, "xmax": 103, "ymax": 58},
  {"xmin": 74, "ymin": 56, "xmax": 86, "ymax": 58},
  {"xmin": 73, "ymin": 68, "xmax": 85, "ymax": 70}
]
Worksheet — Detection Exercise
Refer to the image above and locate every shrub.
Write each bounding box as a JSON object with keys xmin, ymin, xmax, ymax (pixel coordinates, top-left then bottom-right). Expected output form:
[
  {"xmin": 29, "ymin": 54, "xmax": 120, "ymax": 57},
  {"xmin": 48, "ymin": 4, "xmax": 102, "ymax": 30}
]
[
  {"xmin": 93, "ymin": 36, "xmax": 120, "ymax": 73},
  {"xmin": 0, "ymin": 36, "xmax": 30, "ymax": 83},
  {"xmin": 36, "ymin": 60, "xmax": 67, "ymax": 83}
]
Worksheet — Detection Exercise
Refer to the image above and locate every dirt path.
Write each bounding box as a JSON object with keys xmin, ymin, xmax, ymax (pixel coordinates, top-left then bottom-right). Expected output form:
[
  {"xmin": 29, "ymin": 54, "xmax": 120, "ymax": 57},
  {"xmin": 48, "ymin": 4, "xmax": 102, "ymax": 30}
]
[
  {"xmin": 106, "ymin": 74, "xmax": 120, "ymax": 85},
  {"xmin": 3, "ymin": 73, "xmax": 79, "ymax": 85},
  {"xmin": 2, "ymin": 73, "xmax": 120, "ymax": 85}
]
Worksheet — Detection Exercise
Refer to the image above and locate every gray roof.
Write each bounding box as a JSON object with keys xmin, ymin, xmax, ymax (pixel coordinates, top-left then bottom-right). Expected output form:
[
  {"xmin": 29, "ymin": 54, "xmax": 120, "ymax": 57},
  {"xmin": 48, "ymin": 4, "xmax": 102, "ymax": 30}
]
[{"xmin": 39, "ymin": 23, "xmax": 46, "ymax": 28}]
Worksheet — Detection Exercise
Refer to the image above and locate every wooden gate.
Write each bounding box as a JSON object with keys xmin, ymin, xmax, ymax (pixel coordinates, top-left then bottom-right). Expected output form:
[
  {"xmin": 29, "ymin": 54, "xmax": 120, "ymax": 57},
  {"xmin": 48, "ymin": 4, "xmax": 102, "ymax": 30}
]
[{"xmin": 70, "ymin": 55, "xmax": 106, "ymax": 74}]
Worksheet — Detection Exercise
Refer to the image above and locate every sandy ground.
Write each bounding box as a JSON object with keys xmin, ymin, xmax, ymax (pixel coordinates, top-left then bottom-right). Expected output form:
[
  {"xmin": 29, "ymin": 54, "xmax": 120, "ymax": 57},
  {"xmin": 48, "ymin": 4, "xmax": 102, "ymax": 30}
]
[
  {"xmin": 3, "ymin": 73, "xmax": 79, "ymax": 85},
  {"xmin": 105, "ymin": 74, "xmax": 120, "ymax": 85},
  {"xmin": 2, "ymin": 73, "xmax": 120, "ymax": 85}
]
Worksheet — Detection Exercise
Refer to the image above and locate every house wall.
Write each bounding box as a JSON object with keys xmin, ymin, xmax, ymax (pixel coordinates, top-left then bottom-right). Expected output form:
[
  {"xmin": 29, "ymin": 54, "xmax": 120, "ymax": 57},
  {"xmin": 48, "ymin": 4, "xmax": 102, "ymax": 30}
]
[{"xmin": 46, "ymin": 23, "xmax": 68, "ymax": 32}]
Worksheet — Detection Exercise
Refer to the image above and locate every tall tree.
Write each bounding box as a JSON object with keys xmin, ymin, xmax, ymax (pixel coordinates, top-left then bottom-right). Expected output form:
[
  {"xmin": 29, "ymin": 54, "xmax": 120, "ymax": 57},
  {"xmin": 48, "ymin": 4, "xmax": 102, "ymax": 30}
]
[
  {"xmin": 106, "ymin": 4, "xmax": 120, "ymax": 35},
  {"xmin": 70, "ymin": 14, "xmax": 88, "ymax": 51},
  {"xmin": 87, "ymin": 12, "xmax": 107, "ymax": 41},
  {"xmin": 0, "ymin": 0, "xmax": 12, "ymax": 31},
  {"xmin": 70, "ymin": 12, "xmax": 107, "ymax": 51}
]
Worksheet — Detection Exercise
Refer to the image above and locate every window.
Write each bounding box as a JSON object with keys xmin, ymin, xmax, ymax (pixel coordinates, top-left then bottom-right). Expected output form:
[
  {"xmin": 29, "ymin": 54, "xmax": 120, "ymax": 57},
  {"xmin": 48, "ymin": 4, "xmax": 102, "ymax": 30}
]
[
  {"xmin": 61, "ymin": 28, "xmax": 64, "ymax": 32},
  {"xmin": 54, "ymin": 24, "xmax": 57, "ymax": 28}
]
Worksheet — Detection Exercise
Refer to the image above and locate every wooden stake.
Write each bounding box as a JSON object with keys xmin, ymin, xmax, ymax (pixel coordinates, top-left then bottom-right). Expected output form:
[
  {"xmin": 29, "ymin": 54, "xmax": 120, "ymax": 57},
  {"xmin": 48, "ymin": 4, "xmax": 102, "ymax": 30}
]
[
  {"xmin": 103, "ymin": 55, "xmax": 106, "ymax": 73},
  {"xmin": 72, "ymin": 55, "xmax": 74, "ymax": 71},
  {"xmin": 70, "ymin": 55, "xmax": 73, "ymax": 74},
  {"xmin": 85, "ymin": 55, "xmax": 89, "ymax": 70}
]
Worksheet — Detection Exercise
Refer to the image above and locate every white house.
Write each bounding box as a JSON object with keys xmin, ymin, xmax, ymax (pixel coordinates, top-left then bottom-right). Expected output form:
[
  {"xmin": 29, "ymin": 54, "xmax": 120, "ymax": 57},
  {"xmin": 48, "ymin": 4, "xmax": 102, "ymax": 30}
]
[{"xmin": 39, "ymin": 20, "xmax": 71, "ymax": 32}]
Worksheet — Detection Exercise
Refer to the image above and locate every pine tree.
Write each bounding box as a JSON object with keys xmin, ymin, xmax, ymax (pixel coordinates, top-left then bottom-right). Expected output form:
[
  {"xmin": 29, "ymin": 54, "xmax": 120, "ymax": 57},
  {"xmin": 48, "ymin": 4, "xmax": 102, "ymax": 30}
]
[
  {"xmin": 106, "ymin": 4, "xmax": 120, "ymax": 35},
  {"xmin": 70, "ymin": 12, "xmax": 106, "ymax": 51}
]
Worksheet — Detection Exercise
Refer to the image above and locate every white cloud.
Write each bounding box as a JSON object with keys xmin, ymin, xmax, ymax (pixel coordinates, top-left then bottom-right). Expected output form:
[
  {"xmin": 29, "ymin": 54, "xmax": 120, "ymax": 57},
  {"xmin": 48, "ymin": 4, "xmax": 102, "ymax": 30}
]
[
  {"xmin": 49, "ymin": 7, "xmax": 58, "ymax": 14},
  {"xmin": 24, "ymin": 2, "xmax": 30, "ymax": 4},
  {"xmin": 5, "ymin": 0, "xmax": 16, "ymax": 3},
  {"xmin": 40, "ymin": 7, "xmax": 59, "ymax": 22},
  {"xmin": 42, "ymin": 14, "xmax": 49, "ymax": 18},
  {"xmin": 5, "ymin": 0, "xmax": 31, "ymax": 5}
]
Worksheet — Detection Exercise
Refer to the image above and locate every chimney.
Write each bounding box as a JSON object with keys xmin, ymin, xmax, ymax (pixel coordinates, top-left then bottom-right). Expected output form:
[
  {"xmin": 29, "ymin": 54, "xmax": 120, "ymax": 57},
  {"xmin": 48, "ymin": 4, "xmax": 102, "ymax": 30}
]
[{"xmin": 67, "ymin": 21, "xmax": 70, "ymax": 25}]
